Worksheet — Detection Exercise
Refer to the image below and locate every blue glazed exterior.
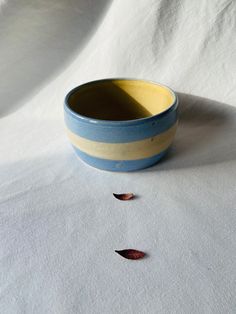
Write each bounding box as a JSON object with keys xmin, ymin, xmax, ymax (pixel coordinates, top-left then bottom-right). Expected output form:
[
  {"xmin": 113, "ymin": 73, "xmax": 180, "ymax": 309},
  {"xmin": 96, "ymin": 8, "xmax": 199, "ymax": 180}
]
[
  {"xmin": 64, "ymin": 104, "xmax": 177, "ymax": 143},
  {"xmin": 72, "ymin": 146, "xmax": 168, "ymax": 172},
  {"xmin": 64, "ymin": 79, "xmax": 178, "ymax": 171}
]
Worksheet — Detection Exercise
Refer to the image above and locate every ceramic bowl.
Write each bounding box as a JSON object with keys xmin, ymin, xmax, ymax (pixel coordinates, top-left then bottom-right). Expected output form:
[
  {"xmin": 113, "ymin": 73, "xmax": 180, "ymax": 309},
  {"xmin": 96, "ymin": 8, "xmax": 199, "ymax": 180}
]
[{"xmin": 64, "ymin": 78, "xmax": 178, "ymax": 171}]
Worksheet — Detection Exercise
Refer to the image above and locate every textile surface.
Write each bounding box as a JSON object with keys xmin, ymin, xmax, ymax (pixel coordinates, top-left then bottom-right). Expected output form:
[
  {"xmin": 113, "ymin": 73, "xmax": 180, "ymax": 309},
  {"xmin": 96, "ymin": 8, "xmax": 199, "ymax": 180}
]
[{"xmin": 0, "ymin": 1, "xmax": 236, "ymax": 313}]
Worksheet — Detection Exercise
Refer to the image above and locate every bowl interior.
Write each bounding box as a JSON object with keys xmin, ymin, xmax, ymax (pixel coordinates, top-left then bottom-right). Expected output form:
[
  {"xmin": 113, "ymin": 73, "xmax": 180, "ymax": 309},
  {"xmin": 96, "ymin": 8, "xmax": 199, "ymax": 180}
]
[{"xmin": 67, "ymin": 79, "xmax": 175, "ymax": 121}]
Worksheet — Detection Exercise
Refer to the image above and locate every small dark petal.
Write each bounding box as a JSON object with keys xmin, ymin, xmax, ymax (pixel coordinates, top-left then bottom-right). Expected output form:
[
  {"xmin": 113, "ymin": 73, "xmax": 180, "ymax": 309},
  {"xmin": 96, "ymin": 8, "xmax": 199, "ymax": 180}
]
[
  {"xmin": 113, "ymin": 193, "xmax": 134, "ymax": 201},
  {"xmin": 115, "ymin": 249, "xmax": 145, "ymax": 260}
]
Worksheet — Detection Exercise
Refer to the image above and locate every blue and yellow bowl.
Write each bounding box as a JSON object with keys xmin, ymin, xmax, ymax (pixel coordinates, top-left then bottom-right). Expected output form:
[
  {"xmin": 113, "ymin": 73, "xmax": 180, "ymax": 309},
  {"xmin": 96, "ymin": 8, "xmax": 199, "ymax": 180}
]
[{"xmin": 64, "ymin": 79, "xmax": 178, "ymax": 171}]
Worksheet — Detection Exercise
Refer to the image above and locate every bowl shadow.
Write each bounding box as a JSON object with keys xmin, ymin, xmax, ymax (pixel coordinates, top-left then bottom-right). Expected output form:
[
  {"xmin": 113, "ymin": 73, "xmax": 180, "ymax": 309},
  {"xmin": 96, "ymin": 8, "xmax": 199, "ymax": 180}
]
[{"xmin": 142, "ymin": 92, "xmax": 236, "ymax": 171}]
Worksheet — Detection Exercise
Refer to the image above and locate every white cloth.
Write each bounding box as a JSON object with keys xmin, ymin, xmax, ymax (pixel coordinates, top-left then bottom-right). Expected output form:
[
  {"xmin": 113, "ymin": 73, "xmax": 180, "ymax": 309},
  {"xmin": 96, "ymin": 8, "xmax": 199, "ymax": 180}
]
[{"xmin": 0, "ymin": 1, "xmax": 236, "ymax": 313}]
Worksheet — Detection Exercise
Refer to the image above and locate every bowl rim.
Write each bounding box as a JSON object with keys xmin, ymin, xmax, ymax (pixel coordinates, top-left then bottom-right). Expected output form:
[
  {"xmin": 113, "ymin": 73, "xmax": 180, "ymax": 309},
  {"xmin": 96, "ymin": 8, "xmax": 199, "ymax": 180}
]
[{"xmin": 64, "ymin": 78, "xmax": 178, "ymax": 126}]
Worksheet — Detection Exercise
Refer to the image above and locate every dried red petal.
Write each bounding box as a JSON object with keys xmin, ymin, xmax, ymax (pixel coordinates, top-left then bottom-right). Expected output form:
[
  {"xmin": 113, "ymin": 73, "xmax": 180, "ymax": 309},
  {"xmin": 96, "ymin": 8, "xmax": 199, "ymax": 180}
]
[
  {"xmin": 115, "ymin": 249, "xmax": 145, "ymax": 260},
  {"xmin": 113, "ymin": 193, "xmax": 134, "ymax": 201}
]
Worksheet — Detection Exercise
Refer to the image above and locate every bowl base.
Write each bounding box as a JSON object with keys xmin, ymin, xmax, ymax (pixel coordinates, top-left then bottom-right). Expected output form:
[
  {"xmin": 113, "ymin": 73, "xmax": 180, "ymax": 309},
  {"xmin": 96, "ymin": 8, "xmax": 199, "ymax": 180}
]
[{"xmin": 72, "ymin": 146, "xmax": 168, "ymax": 172}]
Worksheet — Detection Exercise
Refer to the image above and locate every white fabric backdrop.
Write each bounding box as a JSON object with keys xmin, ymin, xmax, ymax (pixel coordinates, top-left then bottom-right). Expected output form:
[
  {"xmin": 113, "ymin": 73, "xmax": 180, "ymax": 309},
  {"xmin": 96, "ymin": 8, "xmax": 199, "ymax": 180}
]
[{"xmin": 0, "ymin": 1, "xmax": 236, "ymax": 313}]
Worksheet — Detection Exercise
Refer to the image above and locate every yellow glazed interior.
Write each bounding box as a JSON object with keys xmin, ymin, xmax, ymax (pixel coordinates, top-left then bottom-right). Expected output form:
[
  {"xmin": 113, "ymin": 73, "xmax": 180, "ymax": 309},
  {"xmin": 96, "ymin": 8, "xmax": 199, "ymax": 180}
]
[{"xmin": 68, "ymin": 79, "xmax": 175, "ymax": 121}]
